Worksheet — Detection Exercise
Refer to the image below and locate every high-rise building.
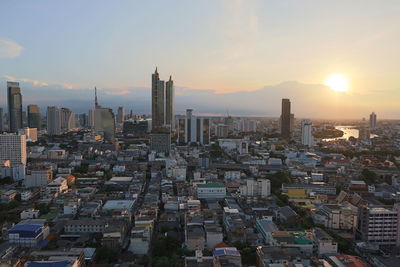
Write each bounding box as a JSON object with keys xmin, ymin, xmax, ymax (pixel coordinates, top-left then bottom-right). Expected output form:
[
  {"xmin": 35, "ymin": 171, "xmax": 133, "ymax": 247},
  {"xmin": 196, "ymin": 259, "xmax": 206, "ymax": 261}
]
[
  {"xmin": 240, "ymin": 178, "xmax": 271, "ymax": 198},
  {"xmin": 93, "ymin": 87, "xmax": 116, "ymax": 142},
  {"xmin": 165, "ymin": 76, "xmax": 175, "ymax": 129},
  {"xmin": 301, "ymin": 119, "xmax": 314, "ymax": 148},
  {"xmin": 78, "ymin": 113, "xmax": 88, "ymax": 128},
  {"xmin": 0, "ymin": 133, "xmax": 27, "ymax": 165},
  {"xmin": 369, "ymin": 112, "xmax": 377, "ymax": 129},
  {"xmin": 281, "ymin": 98, "xmax": 291, "ymax": 138},
  {"xmin": 27, "ymin": 105, "xmax": 41, "ymax": 131},
  {"xmin": 7, "ymin": 81, "xmax": 23, "ymax": 132},
  {"xmin": 60, "ymin": 107, "xmax": 75, "ymax": 132},
  {"xmin": 88, "ymin": 109, "xmax": 96, "ymax": 128},
  {"xmin": 117, "ymin": 106, "xmax": 125, "ymax": 124},
  {"xmin": 47, "ymin": 106, "xmax": 61, "ymax": 136},
  {"xmin": 95, "ymin": 107, "xmax": 116, "ymax": 142},
  {"xmin": 177, "ymin": 109, "xmax": 210, "ymax": 145},
  {"xmin": 0, "ymin": 107, "xmax": 3, "ymax": 132},
  {"xmin": 152, "ymin": 68, "xmax": 165, "ymax": 129}
]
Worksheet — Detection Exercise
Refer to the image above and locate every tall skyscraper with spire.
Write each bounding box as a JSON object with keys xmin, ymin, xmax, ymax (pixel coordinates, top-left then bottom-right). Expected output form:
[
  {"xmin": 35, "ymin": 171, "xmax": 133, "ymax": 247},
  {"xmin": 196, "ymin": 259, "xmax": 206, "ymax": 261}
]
[
  {"xmin": 152, "ymin": 67, "xmax": 165, "ymax": 128},
  {"xmin": 7, "ymin": 81, "xmax": 23, "ymax": 132},
  {"xmin": 281, "ymin": 98, "xmax": 291, "ymax": 139},
  {"xmin": 165, "ymin": 75, "xmax": 175, "ymax": 129},
  {"xmin": 150, "ymin": 68, "xmax": 174, "ymax": 154}
]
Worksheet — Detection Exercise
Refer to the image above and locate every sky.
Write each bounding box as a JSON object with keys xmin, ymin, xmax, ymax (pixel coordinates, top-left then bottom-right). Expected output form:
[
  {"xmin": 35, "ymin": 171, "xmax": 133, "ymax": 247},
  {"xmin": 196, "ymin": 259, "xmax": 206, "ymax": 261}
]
[{"xmin": 0, "ymin": 0, "xmax": 399, "ymax": 119}]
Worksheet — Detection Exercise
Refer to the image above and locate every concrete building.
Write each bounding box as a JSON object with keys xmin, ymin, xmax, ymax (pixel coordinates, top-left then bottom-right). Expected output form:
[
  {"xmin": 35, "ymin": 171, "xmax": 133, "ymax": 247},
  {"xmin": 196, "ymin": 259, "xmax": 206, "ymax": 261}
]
[
  {"xmin": 197, "ymin": 183, "xmax": 226, "ymax": 199},
  {"xmin": 256, "ymin": 218, "xmax": 278, "ymax": 244},
  {"xmin": 46, "ymin": 177, "xmax": 68, "ymax": 194},
  {"xmin": 20, "ymin": 209, "xmax": 40, "ymax": 220},
  {"xmin": 0, "ymin": 133, "xmax": 27, "ymax": 165},
  {"xmin": 64, "ymin": 219, "xmax": 105, "ymax": 233},
  {"xmin": 129, "ymin": 227, "xmax": 150, "ymax": 255},
  {"xmin": 281, "ymin": 98, "xmax": 291, "ymax": 138},
  {"xmin": 240, "ymin": 178, "xmax": 271, "ymax": 198},
  {"xmin": 301, "ymin": 119, "xmax": 314, "ymax": 147},
  {"xmin": 27, "ymin": 104, "xmax": 41, "ymax": 131},
  {"xmin": 19, "ymin": 127, "xmax": 38, "ymax": 142},
  {"xmin": 356, "ymin": 204, "xmax": 400, "ymax": 247},
  {"xmin": 46, "ymin": 106, "xmax": 61, "ymax": 135},
  {"xmin": 312, "ymin": 203, "xmax": 358, "ymax": 230},
  {"xmin": 7, "ymin": 81, "xmax": 23, "ymax": 132},
  {"xmin": 25, "ymin": 169, "xmax": 53, "ymax": 188}
]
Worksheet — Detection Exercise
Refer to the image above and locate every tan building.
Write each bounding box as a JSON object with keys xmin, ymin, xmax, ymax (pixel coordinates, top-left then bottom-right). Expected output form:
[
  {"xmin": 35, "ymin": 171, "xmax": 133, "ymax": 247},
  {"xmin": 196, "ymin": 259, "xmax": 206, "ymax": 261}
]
[{"xmin": 0, "ymin": 133, "xmax": 26, "ymax": 165}]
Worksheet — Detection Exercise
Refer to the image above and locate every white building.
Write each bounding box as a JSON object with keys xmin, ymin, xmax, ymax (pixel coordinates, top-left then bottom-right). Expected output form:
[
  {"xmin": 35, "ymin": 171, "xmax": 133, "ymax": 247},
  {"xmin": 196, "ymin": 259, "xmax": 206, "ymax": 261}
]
[
  {"xmin": 177, "ymin": 109, "xmax": 210, "ymax": 145},
  {"xmin": 20, "ymin": 209, "xmax": 40, "ymax": 220},
  {"xmin": 0, "ymin": 133, "xmax": 27, "ymax": 165},
  {"xmin": 46, "ymin": 177, "xmax": 68, "ymax": 194},
  {"xmin": 240, "ymin": 178, "xmax": 271, "ymax": 198},
  {"xmin": 197, "ymin": 183, "xmax": 226, "ymax": 199},
  {"xmin": 0, "ymin": 160, "xmax": 26, "ymax": 180},
  {"xmin": 301, "ymin": 119, "xmax": 314, "ymax": 147}
]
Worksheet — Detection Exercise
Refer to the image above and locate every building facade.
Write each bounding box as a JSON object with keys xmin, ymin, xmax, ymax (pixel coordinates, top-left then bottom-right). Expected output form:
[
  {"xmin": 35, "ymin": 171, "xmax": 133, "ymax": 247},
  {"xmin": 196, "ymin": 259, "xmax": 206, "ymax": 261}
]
[
  {"xmin": 281, "ymin": 98, "xmax": 291, "ymax": 138},
  {"xmin": 0, "ymin": 133, "xmax": 27, "ymax": 165},
  {"xmin": 47, "ymin": 106, "xmax": 61, "ymax": 135},
  {"xmin": 7, "ymin": 81, "xmax": 23, "ymax": 132},
  {"xmin": 27, "ymin": 104, "xmax": 41, "ymax": 131}
]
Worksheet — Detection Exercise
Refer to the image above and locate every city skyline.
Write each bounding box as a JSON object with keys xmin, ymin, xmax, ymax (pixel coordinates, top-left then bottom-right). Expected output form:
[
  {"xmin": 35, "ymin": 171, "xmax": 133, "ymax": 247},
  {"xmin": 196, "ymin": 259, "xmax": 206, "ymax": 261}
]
[{"xmin": 1, "ymin": 1, "xmax": 400, "ymax": 119}]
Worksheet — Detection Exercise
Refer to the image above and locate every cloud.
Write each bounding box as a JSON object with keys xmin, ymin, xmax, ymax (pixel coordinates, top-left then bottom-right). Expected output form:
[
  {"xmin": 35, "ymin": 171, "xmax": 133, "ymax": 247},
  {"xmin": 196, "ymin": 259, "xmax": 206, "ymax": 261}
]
[
  {"xmin": 0, "ymin": 39, "xmax": 23, "ymax": 58},
  {"xmin": 105, "ymin": 90, "xmax": 130, "ymax": 96},
  {"xmin": 3, "ymin": 74, "xmax": 75, "ymax": 89}
]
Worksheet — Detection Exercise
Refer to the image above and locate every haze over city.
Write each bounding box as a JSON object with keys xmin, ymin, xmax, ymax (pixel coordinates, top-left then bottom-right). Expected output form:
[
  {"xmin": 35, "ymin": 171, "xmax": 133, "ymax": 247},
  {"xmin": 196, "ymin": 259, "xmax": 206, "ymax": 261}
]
[{"xmin": 1, "ymin": 0, "xmax": 400, "ymax": 118}]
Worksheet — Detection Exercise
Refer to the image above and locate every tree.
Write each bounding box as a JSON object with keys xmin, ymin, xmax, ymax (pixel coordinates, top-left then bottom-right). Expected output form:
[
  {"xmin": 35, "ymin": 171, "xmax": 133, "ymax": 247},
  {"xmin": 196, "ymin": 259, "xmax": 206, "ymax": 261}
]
[
  {"xmin": 361, "ymin": 168, "xmax": 378, "ymax": 185},
  {"xmin": 96, "ymin": 246, "xmax": 118, "ymax": 264}
]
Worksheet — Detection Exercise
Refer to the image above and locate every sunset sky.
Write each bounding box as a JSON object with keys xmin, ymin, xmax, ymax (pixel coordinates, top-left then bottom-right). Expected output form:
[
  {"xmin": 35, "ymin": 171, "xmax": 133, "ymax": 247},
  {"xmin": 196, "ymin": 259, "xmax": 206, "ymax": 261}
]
[{"xmin": 0, "ymin": 0, "xmax": 399, "ymax": 118}]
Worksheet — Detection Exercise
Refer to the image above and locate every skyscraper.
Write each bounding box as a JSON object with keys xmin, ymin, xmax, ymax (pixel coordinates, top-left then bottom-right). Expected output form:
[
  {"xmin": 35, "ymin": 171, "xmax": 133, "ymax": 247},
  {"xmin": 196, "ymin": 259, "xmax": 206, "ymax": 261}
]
[
  {"xmin": 47, "ymin": 106, "xmax": 61, "ymax": 135},
  {"xmin": 165, "ymin": 76, "xmax": 175, "ymax": 129},
  {"xmin": 301, "ymin": 119, "xmax": 314, "ymax": 148},
  {"xmin": 95, "ymin": 107, "xmax": 116, "ymax": 142},
  {"xmin": 177, "ymin": 109, "xmax": 210, "ymax": 145},
  {"xmin": 27, "ymin": 104, "xmax": 41, "ymax": 131},
  {"xmin": 369, "ymin": 112, "xmax": 377, "ymax": 129},
  {"xmin": 117, "ymin": 106, "xmax": 125, "ymax": 124},
  {"xmin": 281, "ymin": 98, "xmax": 291, "ymax": 138},
  {"xmin": 152, "ymin": 68, "xmax": 165, "ymax": 128},
  {"xmin": 0, "ymin": 107, "xmax": 3, "ymax": 132},
  {"xmin": 7, "ymin": 81, "xmax": 23, "ymax": 132},
  {"xmin": 60, "ymin": 107, "xmax": 75, "ymax": 132},
  {"xmin": 88, "ymin": 109, "xmax": 96, "ymax": 129}
]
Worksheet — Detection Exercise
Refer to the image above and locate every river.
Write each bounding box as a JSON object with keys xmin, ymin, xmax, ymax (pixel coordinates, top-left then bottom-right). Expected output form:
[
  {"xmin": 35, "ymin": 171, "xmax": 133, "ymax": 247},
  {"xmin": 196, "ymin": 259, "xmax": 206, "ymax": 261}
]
[{"xmin": 323, "ymin": 126, "xmax": 378, "ymax": 141}]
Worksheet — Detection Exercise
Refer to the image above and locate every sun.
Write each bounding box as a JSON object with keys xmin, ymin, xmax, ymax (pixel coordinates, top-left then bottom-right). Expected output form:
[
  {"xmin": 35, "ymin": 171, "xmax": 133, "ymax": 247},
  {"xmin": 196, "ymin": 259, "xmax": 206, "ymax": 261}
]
[{"xmin": 324, "ymin": 74, "xmax": 349, "ymax": 92}]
